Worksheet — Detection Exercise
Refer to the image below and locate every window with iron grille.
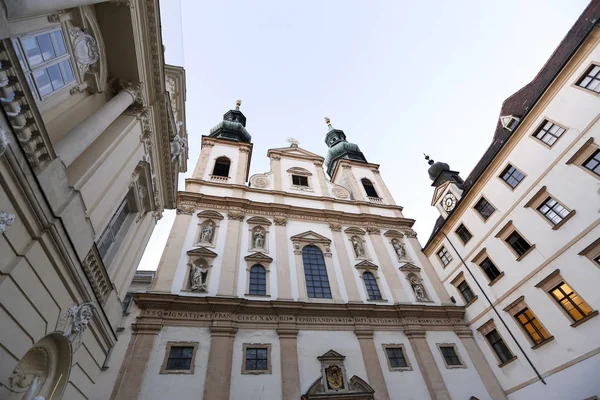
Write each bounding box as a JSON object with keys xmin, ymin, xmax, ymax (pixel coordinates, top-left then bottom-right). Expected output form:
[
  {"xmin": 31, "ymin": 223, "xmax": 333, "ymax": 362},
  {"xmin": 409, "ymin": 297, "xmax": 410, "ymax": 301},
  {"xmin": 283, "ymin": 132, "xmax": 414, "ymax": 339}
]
[
  {"xmin": 500, "ymin": 164, "xmax": 525, "ymax": 189},
  {"xmin": 11, "ymin": 28, "xmax": 76, "ymax": 101},
  {"xmin": 514, "ymin": 308, "xmax": 550, "ymax": 345},
  {"xmin": 533, "ymin": 120, "xmax": 565, "ymax": 147},
  {"xmin": 166, "ymin": 346, "xmax": 194, "ymax": 371},
  {"xmin": 583, "ymin": 149, "xmax": 600, "ymax": 176},
  {"xmin": 248, "ymin": 265, "xmax": 267, "ymax": 295},
  {"xmin": 457, "ymin": 281, "xmax": 475, "ymax": 303},
  {"xmin": 474, "ymin": 197, "xmax": 495, "ymax": 220},
  {"xmin": 363, "ymin": 272, "xmax": 382, "ymax": 300},
  {"xmin": 437, "ymin": 246, "xmax": 452, "ymax": 266},
  {"xmin": 485, "ymin": 330, "xmax": 513, "ymax": 364},
  {"xmin": 302, "ymin": 245, "xmax": 332, "ymax": 299},
  {"xmin": 537, "ymin": 197, "xmax": 569, "ymax": 225},
  {"xmin": 549, "ymin": 282, "xmax": 593, "ymax": 322},
  {"xmin": 385, "ymin": 347, "xmax": 408, "ymax": 368},
  {"xmin": 479, "ymin": 258, "xmax": 501, "ymax": 282},
  {"xmin": 455, "ymin": 224, "xmax": 472, "ymax": 244},
  {"xmin": 97, "ymin": 198, "xmax": 131, "ymax": 259},
  {"xmin": 439, "ymin": 345, "xmax": 462, "ymax": 366},
  {"xmin": 577, "ymin": 64, "xmax": 600, "ymax": 93},
  {"xmin": 506, "ymin": 231, "xmax": 532, "ymax": 257},
  {"xmin": 245, "ymin": 347, "xmax": 268, "ymax": 371},
  {"xmin": 292, "ymin": 175, "xmax": 309, "ymax": 186}
]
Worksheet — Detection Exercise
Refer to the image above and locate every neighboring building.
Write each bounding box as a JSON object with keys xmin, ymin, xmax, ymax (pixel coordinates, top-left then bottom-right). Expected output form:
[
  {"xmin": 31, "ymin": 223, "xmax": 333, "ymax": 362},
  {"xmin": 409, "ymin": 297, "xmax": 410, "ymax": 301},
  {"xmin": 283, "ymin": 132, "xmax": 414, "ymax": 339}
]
[
  {"xmin": 0, "ymin": 1, "xmax": 186, "ymax": 399},
  {"xmin": 110, "ymin": 105, "xmax": 507, "ymax": 400},
  {"xmin": 423, "ymin": 2, "xmax": 600, "ymax": 400}
]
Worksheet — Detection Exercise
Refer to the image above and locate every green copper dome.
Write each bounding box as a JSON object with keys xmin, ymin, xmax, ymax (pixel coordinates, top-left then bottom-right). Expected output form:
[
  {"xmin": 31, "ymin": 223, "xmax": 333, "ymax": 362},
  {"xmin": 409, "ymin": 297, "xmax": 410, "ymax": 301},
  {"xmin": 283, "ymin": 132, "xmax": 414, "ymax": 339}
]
[
  {"xmin": 323, "ymin": 119, "xmax": 367, "ymax": 177},
  {"xmin": 208, "ymin": 101, "xmax": 252, "ymax": 143}
]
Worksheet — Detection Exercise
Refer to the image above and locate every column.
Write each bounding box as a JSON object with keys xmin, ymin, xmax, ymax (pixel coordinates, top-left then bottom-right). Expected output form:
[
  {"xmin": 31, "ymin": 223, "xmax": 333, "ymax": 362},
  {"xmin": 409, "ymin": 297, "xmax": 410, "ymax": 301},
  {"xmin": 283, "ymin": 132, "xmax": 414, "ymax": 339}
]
[
  {"xmin": 150, "ymin": 210, "xmax": 193, "ymax": 293},
  {"xmin": 330, "ymin": 226, "xmax": 361, "ymax": 302},
  {"xmin": 406, "ymin": 330, "xmax": 451, "ymax": 400},
  {"xmin": 236, "ymin": 147, "xmax": 250, "ymax": 184},
  {"xmin": 270, "ymin": 155, "xmax": 282, "ymax": 190},
  {"xmin": 355, "ymin": 331, "xmax": 390, "ymax": 400},
  {"xmin": 192, "ymin": 139, "xmax": 214, "ymax": 179},
  {"xmin": 274, "ymin": 218, "xmax": 293, "ymax": 299},
  {"xmin": 277, "ymin": 329, "xmax": 301, "ymax": 399},
  {"xmin": 55, "ymin": 88, "xmax": 138, "ymax": 167},
  {"xmin": 5, "ymin": 0, "xmax": 107, "ymax": 19},
  {"xmin": 203, "ymin": 326, "xmax": 237, "ymax": 400},
  {"xmin": 457, "ymin": 330, "xmax": 507, "ymax": 400},
  {"xmin": 368, "ymin": 231, "xmax": 410, "ymax": 303},
  {"xmin": 111, "ymin": 323, "xmax": 162, "ymax": 400},
  {"xmin": 217, "ymin": 211, "xmax": 244, "ymax": 296}
]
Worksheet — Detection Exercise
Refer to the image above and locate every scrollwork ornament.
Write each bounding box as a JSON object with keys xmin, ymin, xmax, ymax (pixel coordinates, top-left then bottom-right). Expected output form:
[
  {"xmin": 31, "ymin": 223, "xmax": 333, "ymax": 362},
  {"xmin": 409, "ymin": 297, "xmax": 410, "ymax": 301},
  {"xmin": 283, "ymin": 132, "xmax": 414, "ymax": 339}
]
[
  {"xmin": 329, "ymin": 222, "xmax": 342, "ymax": 231},
  {"xmin": 273, "ymin": 216, "xmax": 287, "ymax": 226},
  {"xmin": 227, "ymin": 210, "xmax": 245, "ymax": 221},
  {"xmin": 366, "ymin": 226, "xmax": 381, "ymax": 235},
  {"xmin": 176, "ymin": 205, "xmax": 194, "ymax": 215},
  {"xmin": 0, "ymin": 211, "xmax": 16, "ymax": 233},
  {"xmin": 70, "ymin": 29, "xmax": 100, "ymax": 72},
  {"xmin": 404, "ymin": 229, "xmax": 418, "ymax": 238}
]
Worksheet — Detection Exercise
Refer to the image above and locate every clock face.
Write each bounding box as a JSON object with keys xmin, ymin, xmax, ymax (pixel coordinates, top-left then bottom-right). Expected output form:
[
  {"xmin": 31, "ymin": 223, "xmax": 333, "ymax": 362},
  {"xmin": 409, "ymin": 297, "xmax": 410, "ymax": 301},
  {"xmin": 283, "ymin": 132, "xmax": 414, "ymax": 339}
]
[{"xmin": 442, "ymin": 193, "xmax": 457, "ymax": 212}]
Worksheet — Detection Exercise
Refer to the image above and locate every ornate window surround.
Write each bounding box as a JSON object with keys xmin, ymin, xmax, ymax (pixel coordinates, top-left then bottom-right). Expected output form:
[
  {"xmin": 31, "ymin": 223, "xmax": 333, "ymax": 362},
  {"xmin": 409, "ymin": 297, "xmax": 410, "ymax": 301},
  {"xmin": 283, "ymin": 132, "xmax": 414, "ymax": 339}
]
[
  {"xmin": 247, "ymin": 216, "xmax": 271, "ymax": 253},
  {"xmin": 287, "ymin": 166, "xmax": 314, "ymax": 192},
  {"xmin": 354, "ymin": 260, "xmax": 387, "ymax": 302},
  {"xmin": 476, "ymin": 319, "xmax": 517, "ymax": 367},
  {"xmin": 244, "ymin": 252, "xmax": 273, "ymax": 298},
  {"xmin": 195, "ymin": 210, "xmax": 224, "ymax": 248},
  {"xmin": 578, "ymin": 238, "xmax": 600, "ymax": 268}
]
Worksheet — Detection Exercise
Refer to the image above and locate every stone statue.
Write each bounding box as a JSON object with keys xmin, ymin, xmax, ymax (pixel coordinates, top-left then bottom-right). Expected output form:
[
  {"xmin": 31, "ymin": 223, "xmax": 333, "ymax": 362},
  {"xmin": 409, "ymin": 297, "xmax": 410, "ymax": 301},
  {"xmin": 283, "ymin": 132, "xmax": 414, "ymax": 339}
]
[
  {"xmin": 391, "ymin": 239, "xmax": 407, "ymax": 261},
  {"xmin": 253, "ymin": 228, "xmax": 265, "ymax": 249},
  {"xmin": 170, "ymin": 135, "xmax": 186, "ymax": 163},
  {"xmin": 189, "ymin": 263, "xmax": 208, "ymax": 292},
  {"xmin": 351, "ymin": 236, "xmax": 365, "ymax": 258},
  {"xmin": 410, "ymin": 276, "xmax": 428, "ymax": 302},
  {"xmin": 200, "ymin": 221, "xmax": 214, "ymax": 243}
]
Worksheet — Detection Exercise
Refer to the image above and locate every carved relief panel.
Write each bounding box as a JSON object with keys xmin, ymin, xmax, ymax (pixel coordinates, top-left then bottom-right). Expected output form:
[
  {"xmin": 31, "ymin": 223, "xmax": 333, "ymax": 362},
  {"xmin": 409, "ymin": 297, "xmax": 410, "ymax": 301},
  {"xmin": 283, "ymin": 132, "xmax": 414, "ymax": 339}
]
[
  {"xmin": 195, "ymin": 210, "xmax": 224, "ymax": 248},
  {"xmin": 247, "ymin": 216, "xmax": 271, "ymax": 253}
]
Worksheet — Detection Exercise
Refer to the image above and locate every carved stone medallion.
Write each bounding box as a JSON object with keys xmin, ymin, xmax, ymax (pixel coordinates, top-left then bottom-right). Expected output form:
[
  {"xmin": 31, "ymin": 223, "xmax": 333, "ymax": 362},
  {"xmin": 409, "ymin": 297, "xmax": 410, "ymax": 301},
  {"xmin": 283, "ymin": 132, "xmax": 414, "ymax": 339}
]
[
  {"xmin": 250, "ymin": 175, "xmax": 270, "ymax": 188},
  {"xmin": 70, "ymin": 30, "xmax": 99, "ymax": 71},
  {"xmin": 326, "ymin": 365, "xmax": 344, "ymax": 390},
  {"xmin": 332, "ymin": 187, "xmax": 350, "ymax": 199}
]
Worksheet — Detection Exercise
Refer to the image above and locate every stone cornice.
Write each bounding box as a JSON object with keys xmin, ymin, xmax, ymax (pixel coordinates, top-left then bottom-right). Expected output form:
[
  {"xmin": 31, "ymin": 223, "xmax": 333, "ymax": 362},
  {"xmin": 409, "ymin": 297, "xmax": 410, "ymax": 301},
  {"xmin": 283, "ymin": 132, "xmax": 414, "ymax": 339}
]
[
  {"xmin": 183, "ymin": 180, "xmax": 405, "ymax": 213},
  {"xmin": 177, "ymin": 191, "xmax": 415, "ymax": 229},
  {"xmin": 134, "ymin": 293, "xmax": 467, "ymax": 332}
]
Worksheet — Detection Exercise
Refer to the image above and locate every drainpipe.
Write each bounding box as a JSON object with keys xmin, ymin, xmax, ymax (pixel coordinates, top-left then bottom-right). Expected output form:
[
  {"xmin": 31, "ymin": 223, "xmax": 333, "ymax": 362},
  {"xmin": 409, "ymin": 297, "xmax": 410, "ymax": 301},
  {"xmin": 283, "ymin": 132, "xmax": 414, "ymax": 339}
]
[{"xmin": 442, "ymin": 232, "xmax": 546, "ymax": 385}]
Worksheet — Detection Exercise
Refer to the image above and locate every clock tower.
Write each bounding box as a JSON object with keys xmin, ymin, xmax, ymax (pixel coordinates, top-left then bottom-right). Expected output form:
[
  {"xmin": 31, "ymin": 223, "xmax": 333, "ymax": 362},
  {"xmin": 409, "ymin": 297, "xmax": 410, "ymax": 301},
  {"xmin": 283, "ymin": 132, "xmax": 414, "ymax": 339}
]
[{"xmin": 426, "ymin": 155, "xmax": 464, "ymax": 219}]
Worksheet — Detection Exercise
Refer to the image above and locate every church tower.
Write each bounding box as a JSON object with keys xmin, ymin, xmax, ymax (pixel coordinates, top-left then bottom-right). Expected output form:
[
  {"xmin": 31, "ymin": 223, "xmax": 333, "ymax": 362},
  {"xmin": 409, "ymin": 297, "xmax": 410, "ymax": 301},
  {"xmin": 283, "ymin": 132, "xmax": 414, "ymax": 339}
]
[{"xmin": 426, "ymin": 155, "xmax": 464, "ymax": 219}]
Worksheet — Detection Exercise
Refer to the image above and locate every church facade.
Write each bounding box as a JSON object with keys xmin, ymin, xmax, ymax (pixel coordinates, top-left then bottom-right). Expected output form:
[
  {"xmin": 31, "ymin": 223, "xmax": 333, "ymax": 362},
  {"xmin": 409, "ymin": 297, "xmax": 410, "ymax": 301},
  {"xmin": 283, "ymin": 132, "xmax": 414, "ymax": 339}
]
[{"xmin": 109, "ymin": 104, "xmax": 506, "ymax": 400}]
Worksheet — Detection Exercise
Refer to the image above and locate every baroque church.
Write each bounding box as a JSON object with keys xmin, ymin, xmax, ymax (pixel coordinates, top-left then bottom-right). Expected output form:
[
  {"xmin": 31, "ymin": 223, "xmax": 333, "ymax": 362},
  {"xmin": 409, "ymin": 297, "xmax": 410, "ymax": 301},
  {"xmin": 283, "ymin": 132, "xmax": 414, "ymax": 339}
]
[{"xmin": 108, "ymin": 102, "xmax": 506, "ymax": 400}]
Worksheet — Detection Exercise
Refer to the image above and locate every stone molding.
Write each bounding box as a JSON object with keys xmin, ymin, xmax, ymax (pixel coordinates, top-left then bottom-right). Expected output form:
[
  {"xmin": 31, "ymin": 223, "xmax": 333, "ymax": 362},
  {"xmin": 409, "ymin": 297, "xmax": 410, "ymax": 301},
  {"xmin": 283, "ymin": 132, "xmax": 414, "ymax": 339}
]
[
  {"xmin": 133, "ymin": 294, "xmax": 467, "ymax": 332},
  {"xmin": 81, "ymin": 247, "xmax": 112, "ymax": 304}
]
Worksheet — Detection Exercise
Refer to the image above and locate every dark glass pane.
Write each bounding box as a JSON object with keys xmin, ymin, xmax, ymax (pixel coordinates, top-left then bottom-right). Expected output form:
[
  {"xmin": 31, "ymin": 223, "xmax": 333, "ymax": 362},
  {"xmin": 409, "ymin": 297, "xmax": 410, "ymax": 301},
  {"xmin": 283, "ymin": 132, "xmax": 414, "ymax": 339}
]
[
  {"xmin": 458, "ymin": 281, "xmax": 474, "ymax": 303},
  {"xmin": 302, "ymin": 246, "xmax": 332, "ymax": 299},
  {"xmin": 480, "ymin": 258, "xmax": 500, "ymax": 281},
  {"xmin": 386, "ymin": 347, "xmax": 407, "ymax": 368},
  {"xmin": 501, "ymin": 165, "xmax": 525, "ymax": 188},
  {"xmin": 166, "ymin": 346, "xmax": 194, "ymax": 370},
  {"xmin": 363, "ymin": 272, "xmax": 382, "ymax": 300},
  {"xmin": 361, "ymin": 178, "xmax": 379, "ymax": 197},
  {"xmin": 583, "ymin": 150, "xmax": 600, "ymax": 176},
  {"xmin": 440, "ymin": 346, "xmax": 461, "ymax": 366},
  {"xmin": 212, "ymin": 157, "xmax": 230, "ymax": 177},
  {"xmin": 249, "ymin": 265, "xmax": 267, "ymax": 295},
  {"xmin": 455, "ymin": 224, "xmax": 472, "ymax": 244},
  {"xmin": 474, "ymin": 197, "xmax": 495, "ymax": 220},
  {"xmin": 50, "ymin": 30, "xmax": 67, "ymax": 56},
  {"xmin": 506, "ymin": 232, "xmax": 531, "ymax": 256}
]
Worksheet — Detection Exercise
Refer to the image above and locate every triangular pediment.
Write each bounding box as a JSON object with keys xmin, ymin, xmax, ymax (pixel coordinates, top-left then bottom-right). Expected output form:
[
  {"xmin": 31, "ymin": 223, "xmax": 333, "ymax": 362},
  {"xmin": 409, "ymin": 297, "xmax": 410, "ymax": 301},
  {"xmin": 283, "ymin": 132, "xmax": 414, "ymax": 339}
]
[
  {"xmin": 290, "ymin": 230, "xmax": 331, "ymax": 244},
  {"xmin": 431, "ymin": 181, "xmax": 451, "ymax": 206},
  {"xmin": 399, "ymin": 262, "xmax": 420, "ymax": 272},
  {"xmin": 317, "ymin": 349, "xmax": 346, "ymax": 361},
  {"xmin": 244, "ymin": 252, "xmax": 273, "ymax": 263},
  {"xmin": 500, "ymin": 115, "xmax": 520, "ymax": 131},
  {"xmin": 268, "ymin": 146, "xmax": 324, "ymax": 161},
  {"xmin": 354, "ymin": 260, "xmax": 378, "ymax": 270},
  {"xmin": 186, "ymin": 246, "xmax": 218, "ymax": 258}
]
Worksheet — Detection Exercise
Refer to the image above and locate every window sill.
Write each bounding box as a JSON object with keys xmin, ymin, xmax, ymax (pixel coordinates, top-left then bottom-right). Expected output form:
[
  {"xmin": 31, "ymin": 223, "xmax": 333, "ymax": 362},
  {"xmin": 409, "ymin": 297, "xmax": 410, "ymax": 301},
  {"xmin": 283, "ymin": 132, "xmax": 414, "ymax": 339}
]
[
  {"xmin": 552, "ymin": 210, "xmax": 576, "ymax": 230},
  {"xmin": 245, "ymin": 294, "xmax": 271, "ymax": 298},
  {"xmin": 389, "ymin": 366, "xmax": 413, "ymax": 372},
  {"xmin": 366, "ymin": 298, "xmax": 388, "ymax": 303},
  {"xmin": 498, "ymin": 355, "xmax": 517, "ymax": 368},
  {"xmin": 531, "ymin": 336, "xmax": 554, "ymax": 350},
  {"xmin": 487, "ymin": 272, "xmax": 505, "ymax": 287},
  {"xmin": 464, "ymin": 296, "xmax": 479, "ymax": 308},
  {"xmin": 160, "ymin": 369, "xmax": 195, "ymax": 375},
  {"xmin": 516, "ymin": 245, "xmax": 536, "ymax": 261},
  {"xmin": 571, "ymin": 310, "xmax": 599, "ymax": 327},
  {"xmin": 241, "ymin": 370, "xmax": 271, "ymax": 375},
  {"xmin": 444, "ymin": 363, "xmax": 467, "ymax": 369}
]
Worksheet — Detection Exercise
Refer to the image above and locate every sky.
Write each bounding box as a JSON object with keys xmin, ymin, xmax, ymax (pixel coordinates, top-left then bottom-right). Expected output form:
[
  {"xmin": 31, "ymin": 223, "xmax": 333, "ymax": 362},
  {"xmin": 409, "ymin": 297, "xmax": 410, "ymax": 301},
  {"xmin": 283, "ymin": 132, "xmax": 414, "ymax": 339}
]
[{"xmin": 139, "ymin": 0, "xmax": 591, "ymax": 271}]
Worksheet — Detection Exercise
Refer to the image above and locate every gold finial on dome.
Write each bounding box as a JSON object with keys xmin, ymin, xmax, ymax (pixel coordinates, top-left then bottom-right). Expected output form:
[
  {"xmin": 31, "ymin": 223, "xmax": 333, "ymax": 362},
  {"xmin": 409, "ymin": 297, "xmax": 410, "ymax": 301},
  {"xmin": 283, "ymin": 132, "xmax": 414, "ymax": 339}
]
[
  {"xmin": 235, "ymin": 99, "xmax": 242, "ymax": 110},
  {"xmin": 324, "ymin": 117, "xmax": 332, "ymax": 129}
]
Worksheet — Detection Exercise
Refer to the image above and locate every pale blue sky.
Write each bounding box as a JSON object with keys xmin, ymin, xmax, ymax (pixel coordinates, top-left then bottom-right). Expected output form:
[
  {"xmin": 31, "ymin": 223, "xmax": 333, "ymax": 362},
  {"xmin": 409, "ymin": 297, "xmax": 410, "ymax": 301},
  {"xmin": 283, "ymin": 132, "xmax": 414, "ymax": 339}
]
[{"xmin": 140, "ymin": 0, "xmax": 590, "ymax": 271}]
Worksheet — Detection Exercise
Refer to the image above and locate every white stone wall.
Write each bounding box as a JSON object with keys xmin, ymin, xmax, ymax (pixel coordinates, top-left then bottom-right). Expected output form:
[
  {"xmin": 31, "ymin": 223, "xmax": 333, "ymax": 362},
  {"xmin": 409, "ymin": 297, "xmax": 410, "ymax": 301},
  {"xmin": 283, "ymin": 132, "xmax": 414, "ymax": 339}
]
[{"xmin": 203, "ymin": 143, "xmax": 242, "ymax": 183}]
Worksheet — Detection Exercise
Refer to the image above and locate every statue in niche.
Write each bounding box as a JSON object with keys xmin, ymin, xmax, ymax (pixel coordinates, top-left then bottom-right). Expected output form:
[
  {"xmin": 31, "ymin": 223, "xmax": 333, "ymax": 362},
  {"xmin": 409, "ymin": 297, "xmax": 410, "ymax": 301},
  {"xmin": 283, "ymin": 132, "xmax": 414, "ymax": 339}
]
[
  {"xmin": 391, "ymin": 239, "xmax": 408, "ymax": 261},
  {"xmin": 189, "ymin": 262, "xmax": 208, "ymax": 292},
  {"xmin": 200, "ymin": 221, "xmax": 215, "ymax": 243},
  {"xmin": 351, "ymin": 236, "xmax": 365, "ymax": 258},
  {"xmin": 409, "ymin": 275, "xmax": 428, "ymax": 302},
  {"xmin": 253, "ymin": 227, "xmax": 265, "ymax": 249}
]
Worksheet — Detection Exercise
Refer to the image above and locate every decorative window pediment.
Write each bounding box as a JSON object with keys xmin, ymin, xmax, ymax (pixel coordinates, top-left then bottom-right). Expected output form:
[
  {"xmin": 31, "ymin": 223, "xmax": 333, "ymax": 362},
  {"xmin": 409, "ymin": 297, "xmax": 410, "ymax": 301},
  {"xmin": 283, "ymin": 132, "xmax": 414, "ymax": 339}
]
[
  {"xmin": 286, "ymin": 167, "xmax": 312, "ymax": 176},
  {"xmin": 354, "ymin": 260, "xmax": 378, "ymax": 270},
  {"xmin": 290, "ymin": 231, "xmax": 332, "ymax": 244},
  {"xmin": 244, "ymin": 252, "xmax": 273, "ymax": 263},
  {"xmin": 247, "ymin": 216, "xmax": 272, "ymax": 226},
  {"xmin": 383, "ymin": 230, "xmax": 404, "ymax": 238},
  {"xmin": 344, "ymin": 227, "xmax": 366, "ymax": 235},
  {"xmin": 399, "ymin": 263, "xmax": 420, "ymax": 273},
  {"xmin": 186, "ymin": 246, "xmax": 217, "ymax": 259},
  {"xmin": 196, "ymin": 210, "xmax": 224, "ymax": 220}
]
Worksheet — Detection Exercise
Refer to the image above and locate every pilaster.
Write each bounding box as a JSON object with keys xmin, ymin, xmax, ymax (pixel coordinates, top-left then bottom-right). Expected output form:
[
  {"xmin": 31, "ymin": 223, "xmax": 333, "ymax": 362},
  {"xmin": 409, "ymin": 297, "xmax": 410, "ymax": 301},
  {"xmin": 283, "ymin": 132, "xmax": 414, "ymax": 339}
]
[
  {"xmin": 270, "ymin": 154, "xmax": 282, "ymax": 190},
  {"xmin": 192, "ymin": 138, "xmax": 214, "ymax": 179},
  {"xmin": 277, "ymin": 329, "xmax": 301, "ymax": 400},
  {"xmin": 236, "ymin": 147, "xmax": 250, "ymax": 184},
  {"xmin": 355, "ymin": 330, "xmax": 390, "ymax": 400},
  {"xmin": 330, "ymin": 224, "xmax": 361, "ymax": 302},
  {"xmin": 203, "ymin": 326, "xmax": 238, "ymax": 400},
  {"xmin": 405, "ymin": 329, "xmax": 451, "ymax": 400},
  {"xmin": 367, "ymin": 230, "xmax": 410, "ymax": 303},
  {"xmin": 217, "ymin": 211, "xmax": 244, "ymax": 296},
  {"xmin": 274, "ymin": 218, "xmax": 293, "ymax": 299}
]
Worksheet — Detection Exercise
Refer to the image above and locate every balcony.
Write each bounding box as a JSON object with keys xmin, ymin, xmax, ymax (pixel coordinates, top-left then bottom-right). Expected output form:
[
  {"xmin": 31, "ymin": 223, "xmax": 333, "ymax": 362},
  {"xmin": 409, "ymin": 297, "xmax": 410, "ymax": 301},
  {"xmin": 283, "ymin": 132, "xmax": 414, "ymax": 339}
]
[
  {"xmin": 210, "ymin": 175, "xmax": 230, "ymax": 183},
  {"xmin": 368, "ymin": 196, "xmax": 383, "ymax": 204}
]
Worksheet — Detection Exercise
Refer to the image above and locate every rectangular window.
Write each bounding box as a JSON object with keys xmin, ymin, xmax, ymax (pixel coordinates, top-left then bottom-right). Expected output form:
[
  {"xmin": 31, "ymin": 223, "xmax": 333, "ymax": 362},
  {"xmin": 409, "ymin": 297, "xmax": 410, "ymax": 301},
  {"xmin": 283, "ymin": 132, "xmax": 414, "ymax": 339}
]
[
  {"xmin": 122, "ymin": 293, "xmax": 133, "ymax": 314},
  {"xmin": 506, "ymin": 231, "xmax": 532, "ymax": 257},
  {"xmin": 439, "ymin": 345, "xmax": 463, "ymax": 367},
  {"xmin": 577, "ymin": 64, "xmax": 600, "ymax": 93},
  {"xmin": 534, "ymin": 120, "xmax": 565, "ymax": 147},
  {"xmin": 485, "ymin": 330, "xmax": 514, "ymax": 364},
  {"xmin": 514, "ymin": 308, "xmax": 551, "ymax": 345},
  {"xmin": 537, "ymin": 197, "xmax": 570, "ymax": 226},
  {"xmin": 385, "ymin": 347, "xmax": 408, "ymax": 369},
  {"xmin": 455, "ymin": 224, "xmax": 472, "ymax": 244},
  {"xmin": 11, "ymin": 28, "xmax": 76, "ymax": 101},
  {"xmin": 474, "ymin": 197, "xmax": 496, "ymax": 221},
  {"xmin": 583, "ymin": 149, "xmax": 600, "ymax": 176},
  {"xmin": 500, "ymin": 164, "xmax": 525, "ymax": 189},
  {"xmin": 550, "ymin": 282, "xmax": 593, "ymax": 322},
  {"xmin": 292, "ymin": 175, "xmax": 309, "ymax": 186},
  {"xmin": 166, "ymin": 346, "xmax": 194, "ymax": 371},
  {"xmin": 244, "ymin": 347, "xmax": 269, "ymax": 372},
  {"xmin": 457, "ymin": 281, "xmax": 475, "ymax": 303},
  {"xmin": 479, "ymin": 257, "xmax": 501, "ymax": 282},
  {"xmin": 437, "ymin": 246, "xmax": 453, "ymax": 266},
  {"xmin": 97, "ymin": 198, "xmax": 131, "ymax": 260}
]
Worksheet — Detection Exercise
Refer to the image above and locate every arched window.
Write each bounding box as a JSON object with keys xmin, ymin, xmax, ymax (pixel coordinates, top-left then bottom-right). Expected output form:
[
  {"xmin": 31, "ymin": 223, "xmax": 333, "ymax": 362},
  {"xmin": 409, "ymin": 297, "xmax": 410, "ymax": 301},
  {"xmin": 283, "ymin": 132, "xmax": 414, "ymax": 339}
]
[
  {"xmin": 302, "ymin": 245, "xmax": 332, "ymax": 299},
  {"xmin": 363, "ymin": 272, "xmax": 382, "ymax": 300},
  {"xmin": 361, "ymin": 178, "xmax": 379, "ymax": 198},
  {"xmin": 212, "ymin": 157, "xmax": 231, "ymax": 177},
  {"xmin": 249, "ymin": 265, "xmax": 267, "ymax": 295}
]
